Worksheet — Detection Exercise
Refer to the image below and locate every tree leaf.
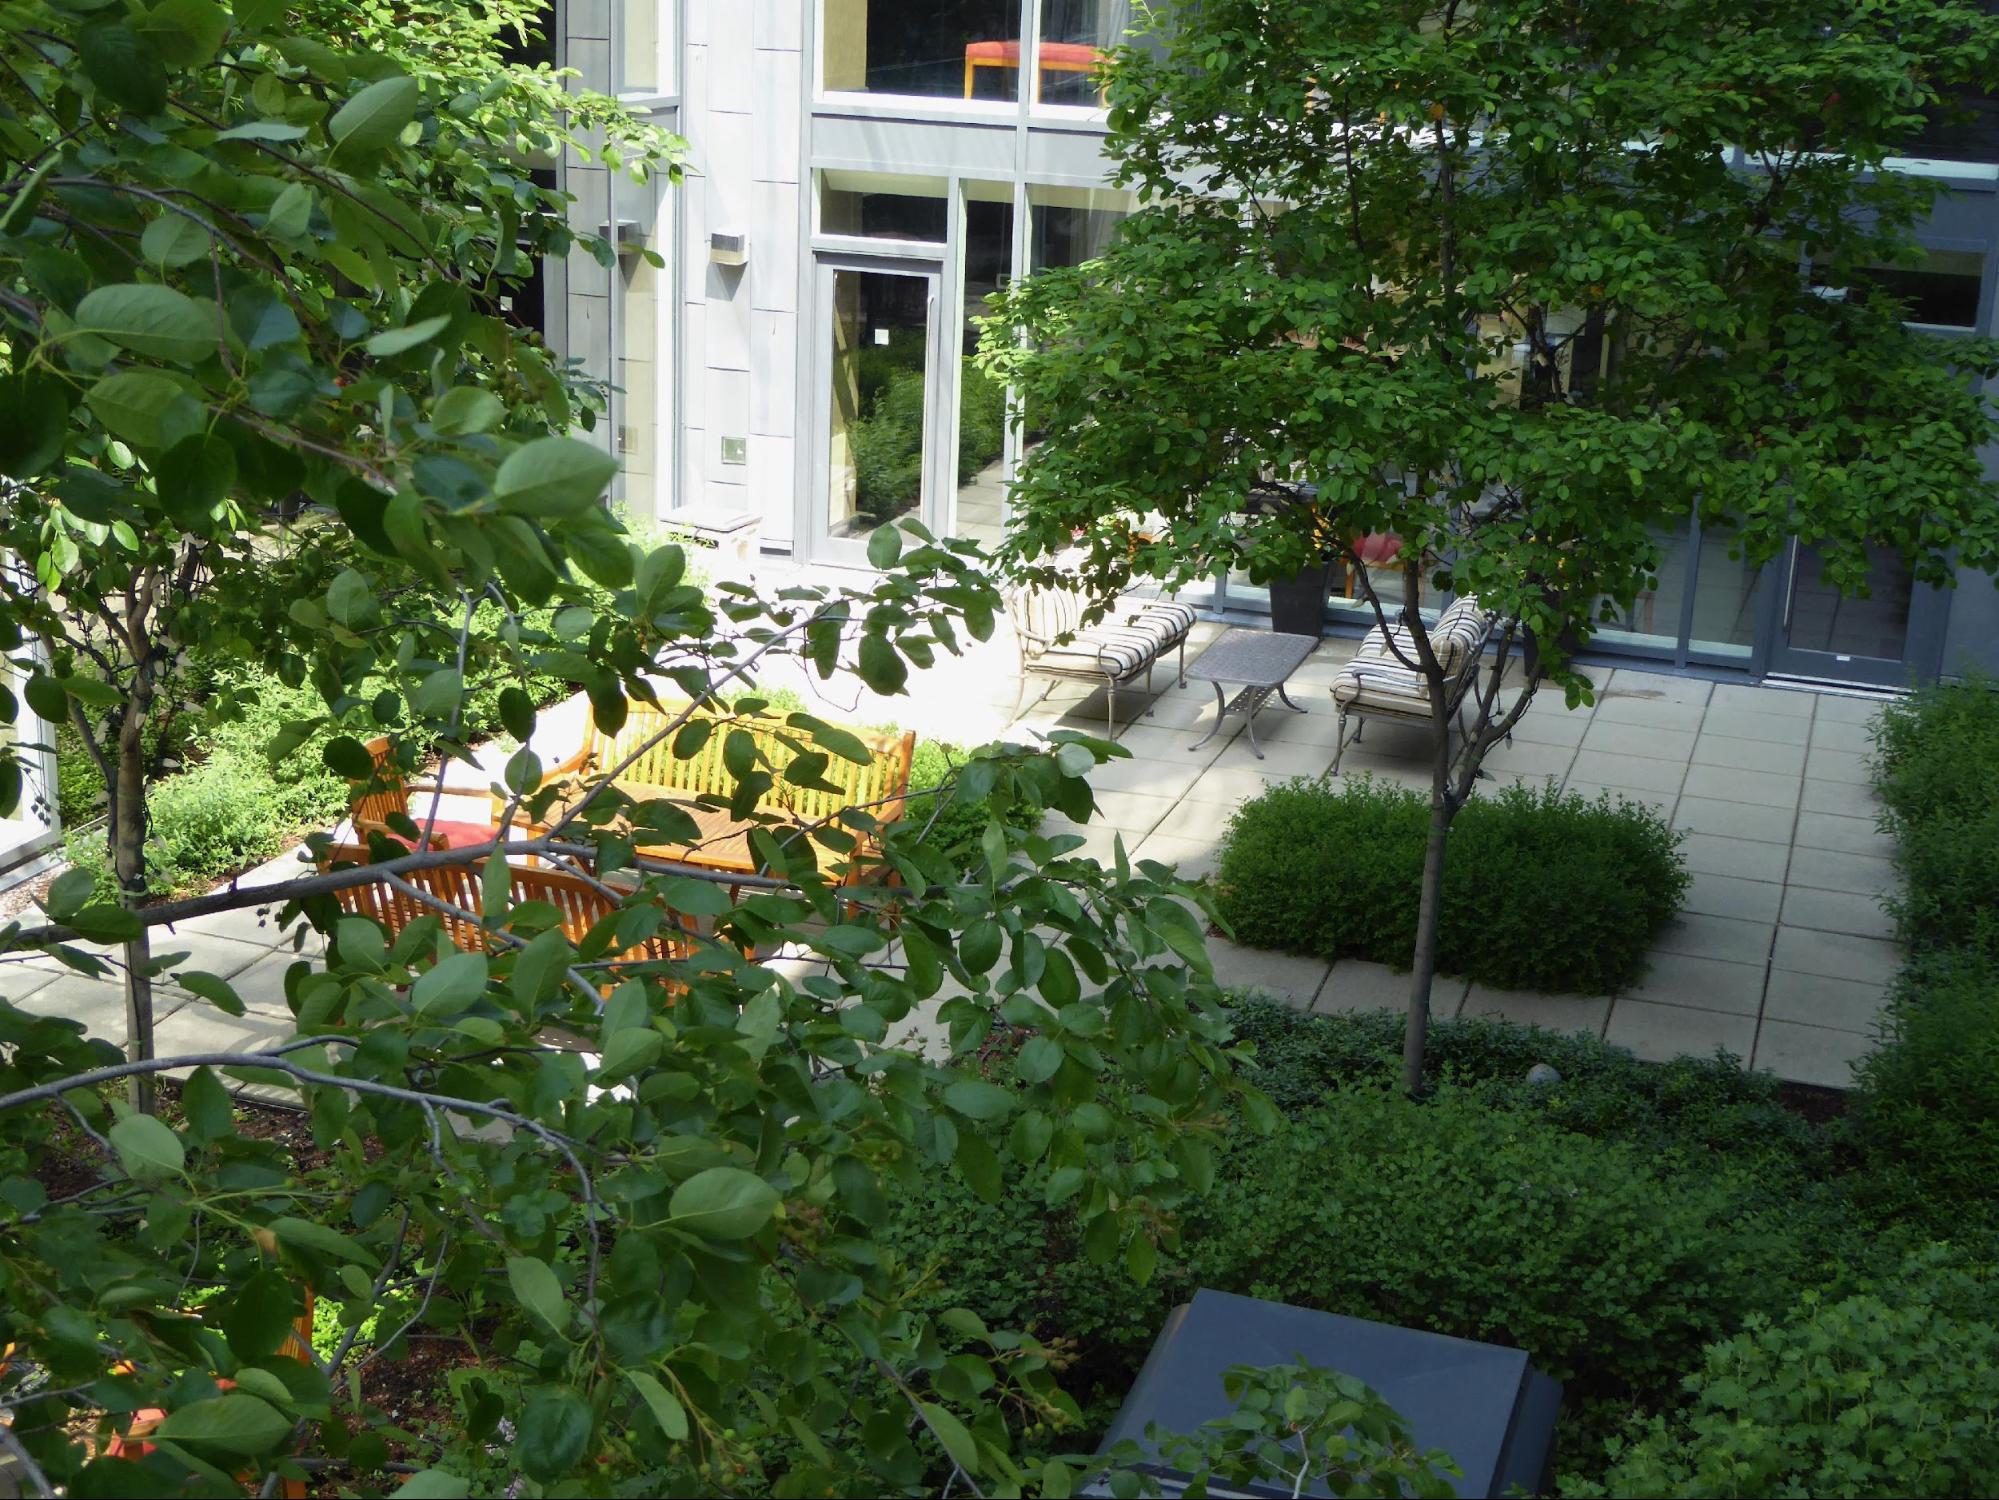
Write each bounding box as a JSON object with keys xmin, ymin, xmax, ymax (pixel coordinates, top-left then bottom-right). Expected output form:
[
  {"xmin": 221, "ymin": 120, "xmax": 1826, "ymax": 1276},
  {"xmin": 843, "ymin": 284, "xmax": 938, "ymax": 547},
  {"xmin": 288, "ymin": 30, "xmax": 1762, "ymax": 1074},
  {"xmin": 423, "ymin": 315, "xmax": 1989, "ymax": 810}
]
[
  {"xmin": 329, "ymin": 75, "xmax": 421, "ymax": 154},
  {"xmin": 944, "ymin": 1079, "xmax": 1016, "ymax": 1122},
  {"xmin": 667, "ymin": 1167, "xmax": 780, "ymax": 1241},
  {"xmin": 223, "ymin": 1268, "xmax": 300, "ymax": 1361},
  {"xmin": 140, "ymin": 214, "xmax": 213, "ymax": 269},
  {"xmin": 180, "ymin": 1066, "xmax": 234, "ymax": 1145},
  {"xmin": 625, "ymin": 1370, "xmax": 689, "ymax": 1442},
  {"xmin": 215, "ymin": 120, "xmax": 311, "ymax": 143},
  {"xmin": 411, "ymin": 950, "xmax": 488, "ymax": 1017},
  {"xmin": 597, "ymin": 1028, "xmax": 663, "ymax": 1082},
  {"xmin": 77, "ymin": 21, "xmax": 168, "ymax": 114},
  {"xmin": 268, "ymin": 1215, "xmax": 375, "ymax": 1266},
  {"xmin": 433, "ymin": 386, "xmax": 505, "ymax": 435},
  {"xmin": 43, "ymin": 868, "xmax": 96, "ymax": 919},
  {"xmin": 1014, "ymin": 1035, "xmax": 1063, "ymax": 1085},
  {"xmin": 84, "ymin": 371, "xmax": 196, "ymax": 449},
  {"xmin": 365, "ymin": 314, "xmax": 451, "ymax": 358},
  {"xmin": 154, "ymin": 1393, "xmax": 290, "ymax": 1455},
  {"xmin": 109, "ymin": 1114, "xmax": 185, "ymax": 1180},
  {"xmin": 493, "ymin": 436, "xmax": 619, "ymax": 518},
  {"xmin": 266, "ymin": 183, "xmax": 313, "ymax": 240},
  {"xmin": 918, "ymin": 1401, "xmax": 982, "ymax": 1477},
  {"xmin": 73, "ymin": 284, "xmax": 214, "ymax": 363},
  {"xmin": 136, "ymin": 0, "xmax": 233, "ymax": 66},
  {"xmin": 176, "ymin": 970, "xmax": 245, "ymax": 1017},
  {"xmin": 391, "ymin": 1473, "xmax": 471, "ymax": 1500},
  {"xmin": 505, "ymin": 1256, "xmax": 569, "ymax": 1337},
  {"xmin": 515, "ymin": 1385, "xmax": 592, "ymax": 1483}
]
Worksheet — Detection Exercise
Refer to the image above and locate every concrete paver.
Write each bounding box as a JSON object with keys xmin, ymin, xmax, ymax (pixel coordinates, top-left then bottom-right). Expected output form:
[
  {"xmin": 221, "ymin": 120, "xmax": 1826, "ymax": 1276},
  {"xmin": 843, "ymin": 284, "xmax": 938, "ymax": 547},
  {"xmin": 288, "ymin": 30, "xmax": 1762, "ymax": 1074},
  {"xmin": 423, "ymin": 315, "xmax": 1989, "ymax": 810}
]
[
  {"xmin": 1771, "ymin": 926, "xmax": 1902, "ymax": 987},
  {"xmin": 1459, "ymin": 986, "xmax": 1609, "ymax": 1036},
  {"xmin": 1312, "ymin": 959, "xmax": 1429, "ymax": 1017},
  {"xmin": 1792, "ymin": 811, "xmax": 1895, "ymax": 858},
  {"xmin": 1752, "ymin": 1020, "xmax": 1874, "ymax": 1090},
  {"xmin": 1779, "ymin": 885, "xmax": 1897, "ymax": 941},
  {"xmin": 1620, "ymin": 951, "xmax": 1769, "ymax": 1017},
  {"xmin": 1605, "ymin": 997, "xmax": 1756, "ymax": 1064},
  {"xmin": 1761, "ymin": 969, "xmax": 1888, "ymax": 1033}
]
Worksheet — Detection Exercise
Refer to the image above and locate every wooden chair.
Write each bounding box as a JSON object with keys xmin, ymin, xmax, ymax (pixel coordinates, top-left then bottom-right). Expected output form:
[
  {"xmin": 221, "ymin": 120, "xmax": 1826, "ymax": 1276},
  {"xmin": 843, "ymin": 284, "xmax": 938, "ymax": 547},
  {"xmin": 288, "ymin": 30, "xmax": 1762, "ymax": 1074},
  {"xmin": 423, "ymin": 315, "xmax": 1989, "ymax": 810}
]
[
  {"xmin": 521, "ymin": 701, "xmax": 918, "ymax": 879},
  {"xmin": 347, "ymin": 737, "xmax": 499, "ymax": 850},
  {"xmin": 319, "ymin": 845, "xmax": 693, "ymax": 969}
]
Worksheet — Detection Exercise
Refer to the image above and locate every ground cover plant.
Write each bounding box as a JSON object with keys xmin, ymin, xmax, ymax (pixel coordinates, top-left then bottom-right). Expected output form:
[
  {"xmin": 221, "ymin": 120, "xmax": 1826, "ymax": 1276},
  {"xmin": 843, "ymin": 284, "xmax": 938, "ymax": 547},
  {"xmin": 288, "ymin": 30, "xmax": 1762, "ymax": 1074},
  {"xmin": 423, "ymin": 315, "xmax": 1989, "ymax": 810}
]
[{"xmin": 1214, "ymin": 777, "xmax": 1687, "ymax": 993}]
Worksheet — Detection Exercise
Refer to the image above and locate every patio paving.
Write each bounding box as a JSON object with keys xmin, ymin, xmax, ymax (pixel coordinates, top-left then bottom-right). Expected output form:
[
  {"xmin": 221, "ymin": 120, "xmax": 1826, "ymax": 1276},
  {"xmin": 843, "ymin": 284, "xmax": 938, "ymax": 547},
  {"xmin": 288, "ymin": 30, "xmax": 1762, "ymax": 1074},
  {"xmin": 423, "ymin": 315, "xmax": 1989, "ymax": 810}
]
[{"xmin": 4, "ymin": 608, "xmax": 1902, "ymax": 1092}]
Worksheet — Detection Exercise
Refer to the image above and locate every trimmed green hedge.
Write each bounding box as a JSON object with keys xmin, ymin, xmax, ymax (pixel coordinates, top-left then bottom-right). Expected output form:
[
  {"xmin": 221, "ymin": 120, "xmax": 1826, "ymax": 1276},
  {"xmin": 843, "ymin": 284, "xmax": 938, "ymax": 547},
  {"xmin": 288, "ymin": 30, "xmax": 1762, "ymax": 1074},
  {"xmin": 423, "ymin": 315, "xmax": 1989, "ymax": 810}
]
[{"xmin": 1214, "ymin": 777, "xmax": 1688, "ymax": 993}]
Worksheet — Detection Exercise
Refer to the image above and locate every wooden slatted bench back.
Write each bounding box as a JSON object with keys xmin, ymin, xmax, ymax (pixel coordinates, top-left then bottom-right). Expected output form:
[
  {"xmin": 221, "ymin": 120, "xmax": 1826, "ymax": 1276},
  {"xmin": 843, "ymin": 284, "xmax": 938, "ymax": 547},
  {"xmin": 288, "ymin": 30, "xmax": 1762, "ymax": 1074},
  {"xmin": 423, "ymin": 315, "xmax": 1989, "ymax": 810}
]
[
  {"xmin": 580, "ymin": 703, "xmax": 917, "ymax": 833},
  {"xmin": 320, "ymin": 846, "xmax": 691, "ymax": 965}
]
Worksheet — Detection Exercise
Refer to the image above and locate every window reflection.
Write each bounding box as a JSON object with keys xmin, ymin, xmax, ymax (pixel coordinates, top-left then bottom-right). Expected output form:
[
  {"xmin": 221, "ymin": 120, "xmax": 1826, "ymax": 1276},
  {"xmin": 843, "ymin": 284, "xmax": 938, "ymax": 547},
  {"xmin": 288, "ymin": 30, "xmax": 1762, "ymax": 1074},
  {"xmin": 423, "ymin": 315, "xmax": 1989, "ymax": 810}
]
[{"xmin": 823, "ymin": 0, "xmax": 1023, "ymax": 101}]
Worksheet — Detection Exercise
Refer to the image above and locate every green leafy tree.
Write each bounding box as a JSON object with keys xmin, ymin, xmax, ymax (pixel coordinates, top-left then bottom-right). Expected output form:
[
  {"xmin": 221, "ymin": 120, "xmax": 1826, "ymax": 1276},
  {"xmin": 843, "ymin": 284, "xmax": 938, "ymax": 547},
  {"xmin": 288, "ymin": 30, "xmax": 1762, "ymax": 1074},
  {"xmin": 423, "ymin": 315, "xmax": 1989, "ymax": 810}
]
[
  {"xmin": 0, "ymin": 0, "xmax": 677, "ymax": 1108},
  {"xmin": 0, "ymin": 9, "xmax": 1256, "ymax": 1493},
  {"xmin": 982, "ymin": 0, "xmax": 1999, "ymax": 1089}
]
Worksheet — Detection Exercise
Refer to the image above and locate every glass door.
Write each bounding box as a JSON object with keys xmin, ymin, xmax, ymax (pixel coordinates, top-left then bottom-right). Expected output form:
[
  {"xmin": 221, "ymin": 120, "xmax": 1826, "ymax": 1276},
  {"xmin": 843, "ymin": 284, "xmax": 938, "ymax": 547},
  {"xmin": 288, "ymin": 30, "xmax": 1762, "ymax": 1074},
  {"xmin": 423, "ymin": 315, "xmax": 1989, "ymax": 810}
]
[
  {"xmin": 1769, "ymin": 539, "xmax": 1929, "ymax": 687},
  {"xmin": 811, "ymin": 259, "xmax": 943, "ymax": 562}
]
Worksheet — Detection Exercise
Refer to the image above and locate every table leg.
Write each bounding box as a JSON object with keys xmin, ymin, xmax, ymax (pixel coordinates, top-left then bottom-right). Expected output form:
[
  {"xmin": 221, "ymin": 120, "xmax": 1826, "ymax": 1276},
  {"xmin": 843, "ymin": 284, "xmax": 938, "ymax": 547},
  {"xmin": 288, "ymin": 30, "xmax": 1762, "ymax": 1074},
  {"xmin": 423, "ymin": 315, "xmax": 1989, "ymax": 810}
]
[
  {"xmin": 1188, "ymin": 681, "xmax": 1228, "ymax": 751},
  {"xmin": 1243, "ymin": 693, "xmax": 1267, "ymax": 759},
  {"xmin": 1277, "ymin": 682, "xmax": 1308, "ymax": 713}
]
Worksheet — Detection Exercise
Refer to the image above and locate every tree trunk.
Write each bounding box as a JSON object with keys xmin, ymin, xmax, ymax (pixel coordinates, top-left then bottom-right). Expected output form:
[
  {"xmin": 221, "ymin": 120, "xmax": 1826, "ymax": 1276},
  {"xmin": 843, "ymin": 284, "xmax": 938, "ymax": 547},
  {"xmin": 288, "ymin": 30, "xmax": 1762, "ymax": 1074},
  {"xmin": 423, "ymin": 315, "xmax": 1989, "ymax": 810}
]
[
  {"xmin": 1403, "ymin": 788, "xmax": 1453, "ymax": 1095},
  {"xmin": 113, "ymin": 706, "xmax": 156, "ymax": 1115}
]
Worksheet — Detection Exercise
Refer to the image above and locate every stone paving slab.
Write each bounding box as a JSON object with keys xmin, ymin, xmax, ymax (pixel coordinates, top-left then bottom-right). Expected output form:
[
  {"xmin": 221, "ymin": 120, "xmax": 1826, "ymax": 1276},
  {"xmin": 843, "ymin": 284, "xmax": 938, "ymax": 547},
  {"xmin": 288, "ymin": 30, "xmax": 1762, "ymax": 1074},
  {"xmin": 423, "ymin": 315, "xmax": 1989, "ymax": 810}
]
[{"xmin": 1606, "ymin": 997, "xmax": 1758, "ymax": 1064}]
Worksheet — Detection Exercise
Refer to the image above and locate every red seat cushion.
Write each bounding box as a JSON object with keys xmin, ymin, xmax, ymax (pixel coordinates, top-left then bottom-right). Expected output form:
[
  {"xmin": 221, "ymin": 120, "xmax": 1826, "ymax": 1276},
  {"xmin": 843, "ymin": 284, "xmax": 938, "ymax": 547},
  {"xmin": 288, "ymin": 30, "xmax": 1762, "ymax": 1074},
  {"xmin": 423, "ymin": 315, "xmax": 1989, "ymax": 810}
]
[
  {"xmin": 1353, "ymin": 532, "xmax": 1403, "ymax": 566},
  {"xmin": 964, "ymin": 40, "xmax": 1101, "ymax": 66},
  {"xmin": 378, "ymin": 819, "xmax": 501, "ymax": 851}
]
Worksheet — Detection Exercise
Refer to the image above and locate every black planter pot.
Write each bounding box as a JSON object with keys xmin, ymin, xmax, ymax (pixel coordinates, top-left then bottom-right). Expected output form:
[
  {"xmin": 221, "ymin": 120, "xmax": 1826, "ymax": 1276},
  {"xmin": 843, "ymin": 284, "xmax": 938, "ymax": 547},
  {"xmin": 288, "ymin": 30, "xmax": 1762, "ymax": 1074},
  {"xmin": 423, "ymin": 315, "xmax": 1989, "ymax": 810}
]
[{"xmin": 1268, "ymin": 564, "xmax": 1333, "ymax": 637}]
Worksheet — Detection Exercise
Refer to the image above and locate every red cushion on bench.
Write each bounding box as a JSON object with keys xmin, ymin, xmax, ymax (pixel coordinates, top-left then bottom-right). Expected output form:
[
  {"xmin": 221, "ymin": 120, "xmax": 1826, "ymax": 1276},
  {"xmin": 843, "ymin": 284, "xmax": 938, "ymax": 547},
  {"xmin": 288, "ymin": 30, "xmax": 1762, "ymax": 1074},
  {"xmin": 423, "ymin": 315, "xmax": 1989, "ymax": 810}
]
[{"xmin": 963, "ymin": 40, "xmax": 1102, "ymax": 66}]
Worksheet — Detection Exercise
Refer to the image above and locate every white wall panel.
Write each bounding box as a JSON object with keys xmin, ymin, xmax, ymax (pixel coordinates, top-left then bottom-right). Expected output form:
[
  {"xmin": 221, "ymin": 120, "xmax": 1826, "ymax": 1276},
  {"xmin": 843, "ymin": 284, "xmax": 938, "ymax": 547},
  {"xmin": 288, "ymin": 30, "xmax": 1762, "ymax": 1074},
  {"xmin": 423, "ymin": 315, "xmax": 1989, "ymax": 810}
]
[
  {"xmin": 752, "ymin": 0, "xmax": 803, "ymax": 53},
  {"xmin": 749, "ymin": 309, "xmax": 797, "ymax": 436},
  {"xmin": 750, "ymin": 180, "xmax": 800, "ymax": 312},
  {"xmin": 751, "ymin": 50, "xmax": 802, "ymax": 184}
]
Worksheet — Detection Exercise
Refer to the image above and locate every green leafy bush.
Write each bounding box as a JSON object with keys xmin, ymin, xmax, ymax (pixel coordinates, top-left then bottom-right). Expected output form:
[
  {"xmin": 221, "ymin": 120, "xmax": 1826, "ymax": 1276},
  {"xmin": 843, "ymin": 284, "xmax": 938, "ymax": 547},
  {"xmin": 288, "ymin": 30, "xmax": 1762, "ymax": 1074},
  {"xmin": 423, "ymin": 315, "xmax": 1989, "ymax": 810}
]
[
  {"xmin": 1170, "ymin": 1086, "xmax": 1791, "ymax": 1405},
  {"xmin": 1848, "ymin": 952, "xmax": 1999, "ymax": 1230},
  {"xmin": 1225, "ymin": 999, "xmax": 1823, "ymax": 1177},
  {"xmin": 1875, "ymin": 677, "xmax": 1999, "ymax": 957},
  {"xmin": 1570, "ymin": 1251, "xmax": 1999, "ymax": 1499},
  {"xmin": 1214, "ymin": 778, "xmax": 1687, "ymax": 993}
]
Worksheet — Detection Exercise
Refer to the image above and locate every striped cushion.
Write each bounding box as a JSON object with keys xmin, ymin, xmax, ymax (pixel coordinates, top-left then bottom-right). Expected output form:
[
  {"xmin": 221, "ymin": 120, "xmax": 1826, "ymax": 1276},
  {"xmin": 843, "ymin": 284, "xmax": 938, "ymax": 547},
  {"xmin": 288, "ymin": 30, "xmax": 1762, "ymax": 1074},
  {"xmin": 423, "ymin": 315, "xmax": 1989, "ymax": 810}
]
[
  {"xmin": 1333, "ymin": 597, "xmax": 1493, "ymax": 709},
  {"xmin": 1008, "ymin": 559, "xmax": 1193, "ymax": 683}
]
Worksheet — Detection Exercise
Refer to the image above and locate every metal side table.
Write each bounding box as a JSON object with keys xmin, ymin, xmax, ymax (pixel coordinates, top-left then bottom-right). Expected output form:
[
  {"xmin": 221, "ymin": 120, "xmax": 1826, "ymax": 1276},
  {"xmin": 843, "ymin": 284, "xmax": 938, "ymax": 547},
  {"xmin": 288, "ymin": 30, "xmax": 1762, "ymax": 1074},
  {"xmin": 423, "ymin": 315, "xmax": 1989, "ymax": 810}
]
[{"xmin": 1186, "ymin": 628, "xmax": 1319, "ymax": 758}]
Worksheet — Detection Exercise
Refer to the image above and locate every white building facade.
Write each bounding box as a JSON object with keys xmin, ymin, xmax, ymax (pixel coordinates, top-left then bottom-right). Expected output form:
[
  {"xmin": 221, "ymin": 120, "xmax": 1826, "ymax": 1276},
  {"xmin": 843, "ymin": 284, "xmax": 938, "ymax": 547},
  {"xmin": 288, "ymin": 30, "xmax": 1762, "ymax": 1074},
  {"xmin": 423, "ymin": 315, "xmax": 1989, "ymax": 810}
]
[{"xmin": 554, "ymin": 1, "xmax": 1999, "ymax": 690}]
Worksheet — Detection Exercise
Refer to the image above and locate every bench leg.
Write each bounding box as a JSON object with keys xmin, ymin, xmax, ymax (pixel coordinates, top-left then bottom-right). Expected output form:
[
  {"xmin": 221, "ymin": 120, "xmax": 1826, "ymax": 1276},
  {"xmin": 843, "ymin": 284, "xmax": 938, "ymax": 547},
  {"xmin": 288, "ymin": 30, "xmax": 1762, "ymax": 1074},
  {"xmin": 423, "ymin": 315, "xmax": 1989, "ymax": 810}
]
[
  {"xmin": 1177, "ymin": 636, "xmax": 1187, "ymax": 689},
  {"xmin": 1330, "ymin": 706, "xmax": 1354, "ymax": 777},
  {"xmin": 1107, "ymin": 680, "xmax": 1118, "ymax": 736}
]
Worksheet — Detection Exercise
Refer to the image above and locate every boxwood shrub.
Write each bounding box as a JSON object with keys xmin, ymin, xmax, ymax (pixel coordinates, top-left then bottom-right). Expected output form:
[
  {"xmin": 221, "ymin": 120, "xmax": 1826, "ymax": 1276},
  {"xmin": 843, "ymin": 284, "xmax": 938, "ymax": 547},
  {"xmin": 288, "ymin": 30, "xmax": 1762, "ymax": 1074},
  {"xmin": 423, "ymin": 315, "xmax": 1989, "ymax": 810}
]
[{"xmin": 1213, "ymin": 777, "xmax": 1687, "ymax": 993}]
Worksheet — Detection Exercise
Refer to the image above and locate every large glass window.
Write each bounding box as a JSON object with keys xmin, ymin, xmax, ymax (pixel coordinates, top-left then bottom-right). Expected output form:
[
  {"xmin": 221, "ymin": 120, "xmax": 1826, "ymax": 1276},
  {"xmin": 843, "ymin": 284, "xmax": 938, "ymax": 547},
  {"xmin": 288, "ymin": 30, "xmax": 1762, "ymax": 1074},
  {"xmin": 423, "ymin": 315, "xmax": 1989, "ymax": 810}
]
[
  {"xmin": 822, "ymin": 0, "xmax": 1023, "ymax": 101},
  {"xmin": 615, "ymin": 1, "xmax": 672, "ymax": 95},
  {"xmin": 824, "ymin": 268, "xmax": 936, "ymax": 538},
  {"xmin": 955, "ymin": 187, "xmax": 1014, "ymax": 548},
  {"xmin": 1689, "ymin": 525, "xmax": 1765, "ymax": 661},
  {"xmin": 820, "ymin": 172, "xmax": 950, "ymax": 242},
  {"xmin": 1813, "ymin": 247, "xmax": 1987, "ymax": 331},
  {"xmin": 1593, "ymin": 524, "xmax": 1691, "ymax": 654}
]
